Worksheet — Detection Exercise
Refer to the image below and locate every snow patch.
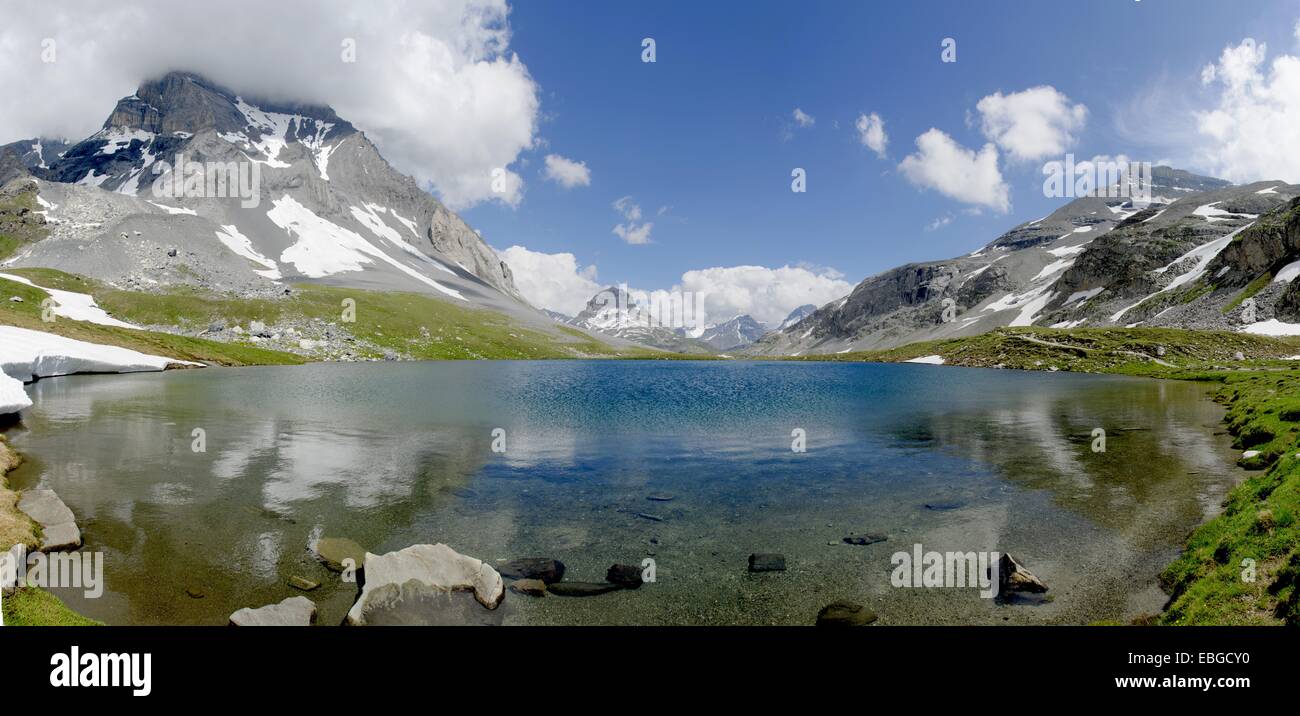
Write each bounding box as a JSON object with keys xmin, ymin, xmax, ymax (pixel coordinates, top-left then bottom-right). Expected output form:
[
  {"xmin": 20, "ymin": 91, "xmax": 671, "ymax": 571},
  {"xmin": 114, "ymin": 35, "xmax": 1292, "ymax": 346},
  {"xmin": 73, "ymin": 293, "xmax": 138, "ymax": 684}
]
[
  {"xmin": 0, "ymin": 273, "xmax": 140, "ymax": 329},
  {"xmin": 905, "ymin": 354, "xmax": 945, "ymax": 365},
  {"xmin": 1241, "ymin": 319, "xmax": 1300, "ymax": 336},
  {"xmin": 214, "ymin": 226, "xmax": 282, "ymax": 280}
]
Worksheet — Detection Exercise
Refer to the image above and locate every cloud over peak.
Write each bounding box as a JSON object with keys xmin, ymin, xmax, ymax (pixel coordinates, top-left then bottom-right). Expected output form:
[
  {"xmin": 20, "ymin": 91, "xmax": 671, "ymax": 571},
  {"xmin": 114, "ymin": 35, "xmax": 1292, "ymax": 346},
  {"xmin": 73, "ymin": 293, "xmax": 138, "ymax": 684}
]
[{"xmin": 0, "ymin": 0, "xmax": 540, "ymax": 210}]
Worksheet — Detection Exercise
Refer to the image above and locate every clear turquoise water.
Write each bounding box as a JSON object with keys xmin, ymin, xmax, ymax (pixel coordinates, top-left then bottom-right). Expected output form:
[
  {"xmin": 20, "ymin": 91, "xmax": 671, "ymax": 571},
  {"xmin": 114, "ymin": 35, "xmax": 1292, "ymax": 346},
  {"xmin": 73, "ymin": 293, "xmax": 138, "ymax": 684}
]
[{"xmin": 8, "ymin": 361, "xmax": 1242, "ymax": 625}]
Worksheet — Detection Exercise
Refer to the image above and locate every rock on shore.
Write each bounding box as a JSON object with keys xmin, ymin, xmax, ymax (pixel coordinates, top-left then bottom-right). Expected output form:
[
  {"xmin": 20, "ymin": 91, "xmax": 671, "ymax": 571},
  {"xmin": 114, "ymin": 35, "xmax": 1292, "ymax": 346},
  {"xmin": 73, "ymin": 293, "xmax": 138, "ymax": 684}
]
[
  {"xmin": 17, "ymin": 488, "xmax": 81, "ymax": 551},
  {"xmin": 345, "ymin": 543, "xmax": 504, "ymax": 626}
]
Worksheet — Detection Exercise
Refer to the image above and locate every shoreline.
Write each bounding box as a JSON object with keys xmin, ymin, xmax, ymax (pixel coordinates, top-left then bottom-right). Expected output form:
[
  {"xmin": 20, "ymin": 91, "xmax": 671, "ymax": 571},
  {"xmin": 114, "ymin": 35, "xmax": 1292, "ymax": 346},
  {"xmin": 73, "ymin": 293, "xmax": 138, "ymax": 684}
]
[{"xmin": 2, "ymin": 326, "xmax": 1297, "ymax": 626}]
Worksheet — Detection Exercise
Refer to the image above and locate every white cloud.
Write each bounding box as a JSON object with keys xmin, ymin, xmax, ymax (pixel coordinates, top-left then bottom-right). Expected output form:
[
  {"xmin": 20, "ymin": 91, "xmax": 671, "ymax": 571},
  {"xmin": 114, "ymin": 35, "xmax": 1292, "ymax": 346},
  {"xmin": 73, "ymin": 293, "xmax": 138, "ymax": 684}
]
[
  {"xmin": 925, "ymin": 215, "xmax": 952, "ymax": 231},
  {"xmin": 855, "ymin": 112, "xmax": 888, "ymax": 158},
  {"xmin": 678, "ymin": 265, "xmax": 853, "ymax": 327},
  {"xmin": 1194, "ymin": 36, "xmax": 1300, "ymax": 183},
  {"xmin": 497, "ymin": 248, "xmax": 852, "ymax": 327},
  {"xmin": 898, "ymin": 129, "xmax": 1010, "ymax": 212},
  {"xmin": 0, "ymin": 0, "xmax": 539, "ymax": 210},
  {"xmin": 612, "ymin": 196, "xmax": 653, "ymax": 245},
  {"xmin": 497, "ymin": 245, "xmax": 601, "ymax": 316},
  {"xmin": 542, "ymin": 153, "xmax": 591, "ymax": 188},
  {"xmin": 792, "ymin": 108, "xmax": 815, "ymax": 128},
  {"xmin": 975, "ymin": 86, "xmax": 1087, "ymax": 162}
]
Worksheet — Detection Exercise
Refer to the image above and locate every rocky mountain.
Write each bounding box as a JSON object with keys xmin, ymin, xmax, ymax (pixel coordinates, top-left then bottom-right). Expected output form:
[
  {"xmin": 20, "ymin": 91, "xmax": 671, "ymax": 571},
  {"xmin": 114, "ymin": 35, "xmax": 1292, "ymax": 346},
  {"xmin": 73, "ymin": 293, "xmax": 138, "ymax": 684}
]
[
  {"xmin": 699, "ymin": 314, "xmax": 767, "ymax": 351},
  {"xmin": 0, "ymin": 137, "xmax": 71, "ymax": 172},
  {"xmin": 3, "ymin": 72, "xmax": 527, "ymax": 314},
  {"xmin": 777, "ymin": 304, "xmax": 816, "ymax": 331},
  {"xmin": 748, "ymin": 167, "xmax": 1300, "ymax": 355},
  {"xmin": 565, "ymin": 286, "xmax": 714, "ymax": 353}
]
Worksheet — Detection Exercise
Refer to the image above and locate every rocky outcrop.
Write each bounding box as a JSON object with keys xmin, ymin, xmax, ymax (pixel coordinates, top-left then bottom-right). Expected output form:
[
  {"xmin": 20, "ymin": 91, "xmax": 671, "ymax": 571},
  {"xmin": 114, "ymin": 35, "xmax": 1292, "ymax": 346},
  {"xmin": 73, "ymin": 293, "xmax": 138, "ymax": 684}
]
[
  {"xmin": 345, "ymin": 543, "xmax": 504, "ymax": 626},
  {"xmin": 229, "ymin": 596, "xmax": 317, "ymax": 626}
]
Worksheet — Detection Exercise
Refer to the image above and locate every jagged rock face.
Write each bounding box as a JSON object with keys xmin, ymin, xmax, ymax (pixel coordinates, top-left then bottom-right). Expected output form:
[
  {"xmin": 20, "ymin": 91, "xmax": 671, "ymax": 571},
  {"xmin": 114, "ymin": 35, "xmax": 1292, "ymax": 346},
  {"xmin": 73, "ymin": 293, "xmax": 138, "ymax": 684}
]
[
  {"xmin": 777, "ymin": 304, "xmax": 816, "ymax": 331},
  {"xmin": 700, "ymin": 315, "xmax": 767, "ymax": 350},
  {"xmin": 747, "ymin": 171, "xmax": 1300, "ymax": 356},
  {"xmin": 9, "ymin": 71, "xmax": 521, "ymax": 303},
  {"xmin": 1207, "ymin": 198, "xmax": 1300, "ymax": 289},
  {"xmin": 0, "ymin": 138, "xmax": 71, "ymax": 173}
]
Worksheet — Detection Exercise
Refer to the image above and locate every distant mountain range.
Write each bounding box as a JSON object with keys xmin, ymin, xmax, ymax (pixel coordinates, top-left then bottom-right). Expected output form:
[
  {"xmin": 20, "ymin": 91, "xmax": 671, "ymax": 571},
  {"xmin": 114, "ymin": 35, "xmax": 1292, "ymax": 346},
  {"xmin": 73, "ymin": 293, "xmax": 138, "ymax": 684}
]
[
  {"xmin": 549, "ymin": 292, "xmax": 820, "ymax": 352},
  {"xmin": 748, "ymin": 167, "xmax": 1300, "ymax": 355}
]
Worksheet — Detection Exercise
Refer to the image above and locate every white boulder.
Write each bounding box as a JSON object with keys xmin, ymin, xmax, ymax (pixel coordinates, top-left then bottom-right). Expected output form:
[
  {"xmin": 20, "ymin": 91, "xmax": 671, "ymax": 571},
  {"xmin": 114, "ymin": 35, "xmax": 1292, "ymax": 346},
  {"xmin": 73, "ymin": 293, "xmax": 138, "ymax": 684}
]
[
  {"xmin": 229, "ymin": 596, "xmax": 317, "ymax": 626},
  {"xmin": 346, "ymin": 543, "xmax": 504, "ymax": 626}
]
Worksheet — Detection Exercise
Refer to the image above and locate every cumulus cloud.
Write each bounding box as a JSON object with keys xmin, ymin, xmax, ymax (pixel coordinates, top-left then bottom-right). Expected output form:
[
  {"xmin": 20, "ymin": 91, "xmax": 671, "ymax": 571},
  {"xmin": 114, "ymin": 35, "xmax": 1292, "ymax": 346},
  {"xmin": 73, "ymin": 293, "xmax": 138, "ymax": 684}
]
[
  {"xmin": 497, "ymin": 245, "xmax": 601, "ymax": 316},
  {"xmin": 612, "ymin": 196, "xmax": 653, "ymax": 245},
  {"xmin": 542, "ymin": 153, "xmax": 591, "ymax": 188},
  {"xmin": 0, "ymin": 0, "xmax": 539, "ymax": 209},
  {"xmin": 792, "ymin": 108, "xmax": 816, "ymax": 128},
  {"xmin": 898, "ymin": 129, "xmax": 1010, "ymax": 212},
  {"xmin": 1194, "ymin": 35, "xmax": 1300, "ymax": 183},
  {"xmin": 855, "ymin": 112, "xmax": 888, "ymax": 157},
  {"xmin": 975, "ymin": 86, "xmax": 1087, "ymax": 162},
  {"xmin": 498, "ymin": 248, "xmax": 852, "ymax": 327},
  {"xmin": 678, "ymin": 265, "xmax": 853, "ymax": 327}
]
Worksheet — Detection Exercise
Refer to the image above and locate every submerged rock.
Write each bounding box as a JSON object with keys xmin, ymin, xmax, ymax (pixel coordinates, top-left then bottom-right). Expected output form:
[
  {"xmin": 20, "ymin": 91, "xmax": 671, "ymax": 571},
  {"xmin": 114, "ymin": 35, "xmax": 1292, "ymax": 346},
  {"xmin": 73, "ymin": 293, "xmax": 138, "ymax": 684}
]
[
  {"xmin": 353, "ymin": 580, "xmax": 506, "ymax": 626},
  {"xmin": 510, "ymin": 579, "xmax": 548, "ymax": 597},
  {"xmin": 346, "ymin": 543, "xmax": 504, "ymax": 626},
  {"xmin": 606, "ymin": 564, "xmax": 644, "ymax": 589},
  {"xmin": 748, "ymin": 553, "xmax": 786, "ymax": 572},
  {"xmin": 289, "ymin": 576, "xmax": 320, "ymax": 591},
  {"xmin": 500, "ymin": 557, "xmax": 566, "ymax": 584},
  {"xmin": 842, "ymin": 533, "xmax": 888, "ymax": 546},
  {"xmin": 548, "ymin": 581, "xmax": 622, "ymax": 597},
  {"xmin": 314, "ymin": 537, "xmax": 366, "ymax": 573},
  {"xmin": 816, "ymin": 601, "xmax": 877, "ymax": 627},
  {"xmin": 229, "ymin": 596, "xmax": 317, "ymax": 626}
]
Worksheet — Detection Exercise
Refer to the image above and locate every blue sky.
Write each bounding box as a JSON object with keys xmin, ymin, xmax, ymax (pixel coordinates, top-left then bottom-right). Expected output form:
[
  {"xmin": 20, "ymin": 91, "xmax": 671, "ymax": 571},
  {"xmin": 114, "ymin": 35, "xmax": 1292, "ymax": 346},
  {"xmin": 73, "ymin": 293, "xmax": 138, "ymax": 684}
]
[{"xmin": 458, "ymin": 0, "xmax": 1300, "ymax": 319}]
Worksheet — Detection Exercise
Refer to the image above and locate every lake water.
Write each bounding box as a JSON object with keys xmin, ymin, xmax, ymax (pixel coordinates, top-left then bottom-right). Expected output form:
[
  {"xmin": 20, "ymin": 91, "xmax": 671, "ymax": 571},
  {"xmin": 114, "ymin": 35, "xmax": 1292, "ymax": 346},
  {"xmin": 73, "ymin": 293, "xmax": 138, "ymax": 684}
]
[{"xmin": 6, "ymin": 360, "xmax": 1243, "ymax": 625}]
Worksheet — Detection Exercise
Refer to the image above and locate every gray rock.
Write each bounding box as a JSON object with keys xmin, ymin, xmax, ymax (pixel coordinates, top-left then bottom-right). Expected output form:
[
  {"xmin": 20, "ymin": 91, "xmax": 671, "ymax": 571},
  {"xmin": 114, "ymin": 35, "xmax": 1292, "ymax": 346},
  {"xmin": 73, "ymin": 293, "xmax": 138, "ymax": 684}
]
[{"xmin": 229, "ymin": 596, "xmax": 317, "ymax": 626}]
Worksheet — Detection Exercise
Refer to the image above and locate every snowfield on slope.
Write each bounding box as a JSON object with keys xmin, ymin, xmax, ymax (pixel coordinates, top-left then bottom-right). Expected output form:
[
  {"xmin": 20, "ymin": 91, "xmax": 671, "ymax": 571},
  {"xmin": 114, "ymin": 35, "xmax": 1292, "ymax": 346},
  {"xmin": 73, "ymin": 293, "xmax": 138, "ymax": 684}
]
[
  {"xmin": 267, "ymin": 195, "xmax": 465, "ymax": 301},
  {"xmin": 0, "ymin": 272, "xmax": 140, "ymax": 329}
]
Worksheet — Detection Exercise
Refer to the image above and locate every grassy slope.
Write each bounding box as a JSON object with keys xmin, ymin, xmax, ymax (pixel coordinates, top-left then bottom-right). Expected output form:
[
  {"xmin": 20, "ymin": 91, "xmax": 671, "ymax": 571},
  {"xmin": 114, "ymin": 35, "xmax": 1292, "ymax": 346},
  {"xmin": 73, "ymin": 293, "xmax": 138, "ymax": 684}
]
[
  {"xmin": 0, "ymin": 268, "xmax": 671, "ymax": 361},
  {"xmin": 797, "ymin": 326, "xmax": 1300, "ymax": 625}
]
